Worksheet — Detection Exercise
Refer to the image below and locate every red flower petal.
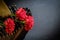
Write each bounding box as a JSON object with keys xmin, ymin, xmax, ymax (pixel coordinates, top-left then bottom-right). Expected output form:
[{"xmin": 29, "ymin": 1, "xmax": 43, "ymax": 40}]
[
  {"xmin": 24, "ymin": 16, "xmax": 34, "ymax": 31},
  {"xmin": 16, "ymin": 8, "xmax": 26, "ymax": 20},
  {"xmin": 4, "ymin": 18, "xmax": 15, "ymax": 34}
]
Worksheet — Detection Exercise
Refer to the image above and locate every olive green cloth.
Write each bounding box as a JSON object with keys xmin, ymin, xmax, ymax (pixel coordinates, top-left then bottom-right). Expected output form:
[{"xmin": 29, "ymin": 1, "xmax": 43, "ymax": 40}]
[{"xmin": 0, "ymin": 0, "xmax": 11, "ymax": 17}]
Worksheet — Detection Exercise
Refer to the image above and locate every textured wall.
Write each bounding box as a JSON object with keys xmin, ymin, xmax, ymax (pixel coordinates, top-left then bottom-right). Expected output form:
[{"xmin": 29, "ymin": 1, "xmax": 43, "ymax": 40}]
[{"xmin": 4, "ymin": 0, "xmax": 60, "ymax": 40}]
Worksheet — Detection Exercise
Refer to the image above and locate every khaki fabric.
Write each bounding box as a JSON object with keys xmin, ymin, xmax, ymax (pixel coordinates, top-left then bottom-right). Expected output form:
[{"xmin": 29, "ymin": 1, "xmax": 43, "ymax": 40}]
[{"xmin": 0, "ymin": 0, "xmax": 11, "ymax": 17}]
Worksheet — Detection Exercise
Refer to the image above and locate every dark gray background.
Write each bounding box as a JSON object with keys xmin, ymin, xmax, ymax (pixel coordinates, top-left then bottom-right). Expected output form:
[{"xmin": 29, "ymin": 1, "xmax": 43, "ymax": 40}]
[{"xmin": 4, "ymin": 0, "xmax": 60, "ymax": 40}]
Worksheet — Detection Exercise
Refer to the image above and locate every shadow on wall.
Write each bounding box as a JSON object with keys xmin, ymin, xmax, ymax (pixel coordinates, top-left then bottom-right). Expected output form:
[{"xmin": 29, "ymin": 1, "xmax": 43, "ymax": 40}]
[{"xmin": 4, "ymin": 0, "xmax": 60, "ymax": 40}]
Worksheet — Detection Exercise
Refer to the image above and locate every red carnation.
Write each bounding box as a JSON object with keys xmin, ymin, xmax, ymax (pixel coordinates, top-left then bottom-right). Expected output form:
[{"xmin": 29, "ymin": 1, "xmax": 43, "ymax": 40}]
[
  {"xmin": 4, "ymin": 18, "xmax": 15, "ymax": 34},
  {"xmin": 24, "ymin": 16, "xmax": 34, "ymax": 31},
  {"xmin": 16, "ymin": 8, "xmax": 26, "ymax": 20}
]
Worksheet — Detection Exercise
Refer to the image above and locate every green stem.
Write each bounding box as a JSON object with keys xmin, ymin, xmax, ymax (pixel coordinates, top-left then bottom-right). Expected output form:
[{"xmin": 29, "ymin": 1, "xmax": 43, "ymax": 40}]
[{"xmin": 0, "ymin": 23, "xmax": 4, "ymax": 26}]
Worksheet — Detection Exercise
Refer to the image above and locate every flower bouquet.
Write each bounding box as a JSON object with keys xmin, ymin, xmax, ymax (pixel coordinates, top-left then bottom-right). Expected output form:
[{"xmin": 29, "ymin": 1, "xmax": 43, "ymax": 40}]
[{"xmin": 0, "ymin": 0, "xmax": 34, "ymax": 40}]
